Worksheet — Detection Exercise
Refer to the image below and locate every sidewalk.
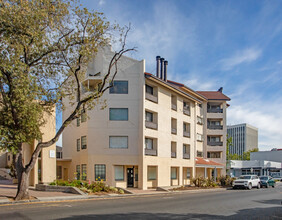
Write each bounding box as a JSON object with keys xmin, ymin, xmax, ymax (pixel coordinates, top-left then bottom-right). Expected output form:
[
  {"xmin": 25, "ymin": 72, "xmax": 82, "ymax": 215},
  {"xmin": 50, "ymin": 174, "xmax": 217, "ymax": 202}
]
[{"xmin": 0, "ymin": 180, "xmax": 227, "ymax": 205}]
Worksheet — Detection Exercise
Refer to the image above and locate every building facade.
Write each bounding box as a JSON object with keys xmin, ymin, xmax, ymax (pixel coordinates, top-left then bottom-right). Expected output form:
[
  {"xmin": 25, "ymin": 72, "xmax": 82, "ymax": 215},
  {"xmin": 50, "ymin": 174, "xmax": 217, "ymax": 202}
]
[
  {"xmin": 227, "ymin": 123, "xmax": 258, "ymax": 156},
  {"xmin": 0, "ymin": 109, "xmax": 57, "ymax": 186},
  {"xmin": 61, "ymin": 46, "xmax": 230, "ymax": 189}
]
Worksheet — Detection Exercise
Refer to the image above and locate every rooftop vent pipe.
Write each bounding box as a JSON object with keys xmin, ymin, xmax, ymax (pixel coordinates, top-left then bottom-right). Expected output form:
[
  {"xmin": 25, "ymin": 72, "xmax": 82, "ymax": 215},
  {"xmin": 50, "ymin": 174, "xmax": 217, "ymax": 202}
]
[
  {"xmin": 156, "ymin": 56, "xmax": 161, "ymax": 78},
  {"xmin": 164, "ymin": 60, "xmax": 168, "ymax": 81},
  {"xmin": 160, "ymin": 58, "xmax": 165, "ymax": 80}
]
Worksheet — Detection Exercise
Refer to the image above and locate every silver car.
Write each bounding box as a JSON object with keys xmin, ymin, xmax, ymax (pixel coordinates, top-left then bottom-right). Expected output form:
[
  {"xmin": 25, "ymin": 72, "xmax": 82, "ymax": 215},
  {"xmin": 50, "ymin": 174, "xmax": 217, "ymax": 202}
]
[{"xmin": 232, "ymin": 175, "xmax": 261, "ymax": 190}]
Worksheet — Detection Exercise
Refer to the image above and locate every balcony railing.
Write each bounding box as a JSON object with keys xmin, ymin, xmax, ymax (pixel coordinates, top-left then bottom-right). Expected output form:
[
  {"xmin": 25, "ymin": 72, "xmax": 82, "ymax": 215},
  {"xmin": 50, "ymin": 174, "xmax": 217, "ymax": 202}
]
[
  {"xmin": 145, "ymin": 121, "xmax": 158, "ymax": 130},
  {"xmin": 208, "ymin": 141, "xmax": 223, "ymax": 146},
  {"xmin": 171, "ymin": 152, "xmax": 176, "ymax": 158},
  {"xmin": 183, "ymin": 153, "xmax": 190, "ymax": 159},
  {"xmin": 183, "ymin": 108, "xmax": 190, "ymax": 116},
  {"xmin": 183, "ymin": 132, "xmax": 190, "ymax": 138},
  {"xmin": 145, "ymin": 149, "xmax": 157, "ymax": 156},
  {"xmin": 171, "ymin": 104, "xmax": 177, "ymax": 111},
  {"xmin": 171, "ymin": 128, "xmax": 177, "ymax": 135},
  {"xmin": 207, "ymin": 108, "xmax": 223, "ymax": 113},
  {"xmin": 145, "ymin": 93, "xmax": 158, "ymax": 103},
  {"xmin": 207, "ymin": 124, "xmax": 223, "ymax": 130}
]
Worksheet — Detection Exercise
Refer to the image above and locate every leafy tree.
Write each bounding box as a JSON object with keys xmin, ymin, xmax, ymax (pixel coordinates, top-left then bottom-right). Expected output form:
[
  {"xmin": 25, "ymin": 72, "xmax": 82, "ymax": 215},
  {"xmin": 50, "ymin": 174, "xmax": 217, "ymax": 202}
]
[
  {"xmin": 242, "ymin": 148, "xmax": 259, "ymax": 160},
  {"xmin": 0, "ymin": 0, "xmax": 134, "ymax": 200}
]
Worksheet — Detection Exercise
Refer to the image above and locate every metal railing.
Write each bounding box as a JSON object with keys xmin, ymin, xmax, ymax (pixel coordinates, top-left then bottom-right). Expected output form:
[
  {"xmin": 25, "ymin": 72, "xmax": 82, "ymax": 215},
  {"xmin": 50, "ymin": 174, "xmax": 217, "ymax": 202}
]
[
  {"xmin": 183, "ymin": 153, "xmax": 190, "ymax": 159},
  {"xmin": 145, "ymin": 121, "xmax": 158, "ymax": 130},
  {"xmin": 183, "ymin": 132, "xmax": 190, "ymax": 138},
  {"xmin": 207, "ymin": 124, "xmax": 223, "ymax": 130},
  {"xmin": 145, "ymin": 149, "xmax": 157, "ymax": 156},
  {"xmin": 171, "ymin": 104, "xmax": 177, "ymax": 111},
  {"xmin": 145, "ymin": 93, "xmax": 158, "ymax": 103},
  {"xmin": 171, "ymin": 128, "xmax": 177, "ymax": 135},
  {"xmin": 207, "ymin": 141, "xmax": 223, "ymax": 146},
  {"xmin": 171, "ymin": 152, "xmax": 176, "ymax": 158},
  {"xmin": 207, "ymin": 108, "xmax": 223, "ymax": 113},
  {"xmin": 183, "ymin": 108, "xmax": 190, "ymax": 116}
]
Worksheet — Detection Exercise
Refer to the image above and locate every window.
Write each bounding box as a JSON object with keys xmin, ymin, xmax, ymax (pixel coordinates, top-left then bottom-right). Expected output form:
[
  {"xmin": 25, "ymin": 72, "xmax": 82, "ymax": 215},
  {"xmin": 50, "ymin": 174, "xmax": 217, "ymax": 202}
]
[
  {"xmin": 145, "ymin": 138, "xmax": 153, "ymax": 150},
  {"xmin": 110, "ymin": 81, "xmax": 128, "ymax": 94},
  {"xmin": 109, "ymin": 136, "xmax": 128, "ymax": 149},
  {"xmin": 57, "ymin": 166, "xmax": 62, "ymax": 179},
  {"xmin": 76, "ymin": 165, "xmax": 80, "ymax": 180},
  {"xmin": 187, "ymin": 169, "xmax": 191, "ymax": 178},
  {"xmin": 115, "ymin": 165, "xmax": 124, "ymax": 181},
  {"xmin": 145, "ymin": 111, "xmax": 153, "ymax": 122},
  {"xmin": 81, "ymin": 164, "xmax": 87, "ymax": 180},
  {"xmin": 197, "ymin": 133, "xmax": 204, "ymax": 142},
  {"xmin": 146, "ymin": 85, "xmax": 153, "ymax": 95},
  {"xmin": 183, "ymin": 144, "xmax": 190, "ymax": 154},
  {"xmin": 207, "ymin": 152, "xmax": 221, "ymax": 158},
  {"xmin": 109, "ymin": 108, "xmax": 128, "ymax": 121},
  {"xmin": 77, "ymin": 117, "xmax": 80, "ymax": 127},
  {"xmin": 76, "ymin": 139, "xmax": 80, "ymax": 151},
  {"xmin": 171, "ymin": 167, "xmax": 177, "ymax": 180},
  {"xmin": 197, "ymin": 116, "xmax": 203, "ymax": 125},
  {"xmin": 81, "ymin": 136, "xmax": 87, "ymax": 149},
  {"xmin": 148, "ymin": 166, "xmax": 157, "ymax": 180},
  {"xmin": 95, "ymin": 164, "xmax": 106, "ymax": 180},
  {"xmin": 81, "ymin": 111, "xmax": 87, "ymax": 123}
]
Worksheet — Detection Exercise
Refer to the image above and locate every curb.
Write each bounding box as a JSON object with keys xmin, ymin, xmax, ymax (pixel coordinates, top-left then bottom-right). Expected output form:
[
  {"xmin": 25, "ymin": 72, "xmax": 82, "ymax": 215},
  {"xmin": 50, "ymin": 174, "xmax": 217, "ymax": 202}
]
[{"xmin": 0, "ymin": 187, "xmax": 229, "ymax": 205}]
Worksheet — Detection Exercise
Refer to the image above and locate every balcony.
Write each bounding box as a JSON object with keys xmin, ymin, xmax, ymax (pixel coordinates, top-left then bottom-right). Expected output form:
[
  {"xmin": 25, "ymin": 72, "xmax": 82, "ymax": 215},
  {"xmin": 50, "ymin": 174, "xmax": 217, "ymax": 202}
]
[
  {"xmin": 145, "ymin": 93, "xmax": 158, "ymax": 103},
  {"xmin": 207, "ymin": 108, "xmax": 223, "ymax": 113},
  {"xmin": 183, "ymin": 132, "xmax": 190, "ymax": 138},
  {"xmin": 183, "ymin": 108, "xmax": 190, "ymax": 116},
  {"xmin": 171, "ymin": 152, "xmax": 176, "ymax": 158},
  {"xmin": 208, "ymin": 141, "xmax": 223, "ymax": 146},
  {"xmin": 145, "ymin": 121, "xmax": 158, "ymax": 130},
  {"xmin": 145, "ymin": 149, "xmax": 157, "ymax": 156},
  {"xmin": 171, "ymin": 128, "xmax": 177, "ymax": 135},
  {"xmin": 183, "ymin": 153, "xmax": 190, "ymax": 159},
  {"xmin": 171, "ymin": 104, "xmax": 177, "ymax": 111},
  {"xmin": 208, "ymin": 124, "xmax": 223, "ymax": 130}
]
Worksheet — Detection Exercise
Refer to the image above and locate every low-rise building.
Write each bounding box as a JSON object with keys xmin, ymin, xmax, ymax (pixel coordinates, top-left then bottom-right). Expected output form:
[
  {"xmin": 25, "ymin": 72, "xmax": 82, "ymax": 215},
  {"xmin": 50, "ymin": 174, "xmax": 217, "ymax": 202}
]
[{"xmin": 61, "ymin": 46, "xmax": 230, "ymax": 189}]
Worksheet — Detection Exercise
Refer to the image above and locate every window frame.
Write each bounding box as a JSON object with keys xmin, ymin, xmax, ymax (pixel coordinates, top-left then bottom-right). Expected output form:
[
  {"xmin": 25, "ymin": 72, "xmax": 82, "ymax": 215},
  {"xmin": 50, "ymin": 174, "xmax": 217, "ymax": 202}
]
[
  {"xmin": 109, "ymin": 108, "xmax": 129, "ymax": 121},
  {"xmin": 109, "ymin": 136, "xmax": 128, "ymax": 149},
  {"xmin": 95, "ymin": 164, "xmax": 106, "ymax": 181},
  {"xmin": 114, "ymin": 165, "xmax": 124, "ymax": 181},
  {"xmin": 81, "ymin": 164, "xmax": 87, "ymax": 181},
  {"xmin": 109, "ymin": 80, "xmax": 128, "ymax": 94},
  {"xmin": 81, "ymin": 136, "xmax": 87, "ymax": 149},
  {"xmin": 77, "ymin": 138, "xmax": 80, "ymax": 152}
]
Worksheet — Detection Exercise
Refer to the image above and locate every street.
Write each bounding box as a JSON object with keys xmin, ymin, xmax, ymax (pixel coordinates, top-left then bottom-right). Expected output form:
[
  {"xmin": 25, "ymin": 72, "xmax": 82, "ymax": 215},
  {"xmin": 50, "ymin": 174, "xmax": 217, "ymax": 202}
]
[{"xmin": 0, "ymin": 183, "xmax": 281, "ymax": 220}]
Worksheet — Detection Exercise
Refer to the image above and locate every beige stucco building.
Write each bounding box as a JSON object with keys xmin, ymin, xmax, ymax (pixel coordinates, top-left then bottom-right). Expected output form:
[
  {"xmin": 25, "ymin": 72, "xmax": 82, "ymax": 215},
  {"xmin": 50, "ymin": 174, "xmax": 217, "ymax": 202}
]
[
  {"xmin": 0, "ymin": 109, "xmax": 57, "ymax": 186},
  {"xmin": 60, "ymin": 46, "xmax": 230, "ymax": 189}
]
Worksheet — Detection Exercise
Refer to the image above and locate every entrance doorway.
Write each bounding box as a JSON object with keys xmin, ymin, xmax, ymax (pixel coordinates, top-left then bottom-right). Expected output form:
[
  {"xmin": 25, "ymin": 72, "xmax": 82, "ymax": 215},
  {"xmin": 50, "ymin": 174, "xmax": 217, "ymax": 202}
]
[{"xmin": 127, "ymin": 168, "xmax": 134, "ymax": 187}]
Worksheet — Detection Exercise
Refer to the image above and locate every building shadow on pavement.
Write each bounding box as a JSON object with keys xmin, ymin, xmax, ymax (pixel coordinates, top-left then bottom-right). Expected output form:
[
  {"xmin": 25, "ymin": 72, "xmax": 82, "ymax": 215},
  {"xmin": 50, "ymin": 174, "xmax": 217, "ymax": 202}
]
[{"xmin": 58, "ymin": 206, "xmax": 282, "ymax": 220}]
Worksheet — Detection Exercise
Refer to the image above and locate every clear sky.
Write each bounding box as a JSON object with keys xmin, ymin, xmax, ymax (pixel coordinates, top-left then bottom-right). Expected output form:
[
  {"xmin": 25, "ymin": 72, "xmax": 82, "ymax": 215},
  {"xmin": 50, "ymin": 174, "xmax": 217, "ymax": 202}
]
[{"xmin": 57, "ymin": 0, "xmax": 282, "ymax": 150}]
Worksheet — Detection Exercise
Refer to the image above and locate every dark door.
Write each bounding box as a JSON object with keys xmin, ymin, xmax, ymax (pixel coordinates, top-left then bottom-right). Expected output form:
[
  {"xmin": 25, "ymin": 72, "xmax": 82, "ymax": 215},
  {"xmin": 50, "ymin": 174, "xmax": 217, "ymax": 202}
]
[{"xmin": 127, "ymin": 168, "xmax": 134, "ymax": 187}]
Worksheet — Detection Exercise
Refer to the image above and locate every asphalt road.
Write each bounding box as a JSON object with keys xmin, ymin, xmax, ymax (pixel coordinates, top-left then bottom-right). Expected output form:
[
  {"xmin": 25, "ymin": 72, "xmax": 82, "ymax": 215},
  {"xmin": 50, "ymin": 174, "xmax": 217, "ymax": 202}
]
[{"xmin": 0, "ymin": 183, "xmax": 281, "ymax": 220}]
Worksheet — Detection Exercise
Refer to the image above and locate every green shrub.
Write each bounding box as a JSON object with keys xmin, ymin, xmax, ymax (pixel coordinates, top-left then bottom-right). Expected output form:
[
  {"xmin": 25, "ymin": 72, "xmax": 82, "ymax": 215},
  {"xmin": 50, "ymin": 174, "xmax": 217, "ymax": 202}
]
[{"xmin": 118, "ymin": 189, "xmax": 124, "ymax": 194}]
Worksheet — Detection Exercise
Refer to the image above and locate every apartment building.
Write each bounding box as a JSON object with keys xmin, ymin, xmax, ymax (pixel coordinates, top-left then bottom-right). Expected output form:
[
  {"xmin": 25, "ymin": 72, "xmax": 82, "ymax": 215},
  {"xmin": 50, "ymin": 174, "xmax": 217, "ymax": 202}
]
[
  {"xmin": 227, "ymin": 123, "xmax": 258, "ymax": 156},
  {"xmin": 0, "ymin": 109, "xmax": 57, "ymax": 186},
  {"xmin": 197, "ymin": 90, "xmax": 230, "ymax": 176},
  {"xmin": 61, "ymin": 46, "xmax": 230, "ymax": 189}
]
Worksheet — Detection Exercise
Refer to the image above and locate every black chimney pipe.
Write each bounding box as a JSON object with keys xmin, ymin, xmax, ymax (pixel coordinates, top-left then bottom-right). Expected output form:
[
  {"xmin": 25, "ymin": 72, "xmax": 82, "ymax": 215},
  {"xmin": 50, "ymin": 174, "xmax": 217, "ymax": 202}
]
[
  {"xmin": 160, "ymin": 58, "xmax": 164, "ymax": 80},
  {"xmin": 156, "ymin": 56, "xmax": 161, "ymax": 78},
  {"xmin": 164, "ymin": 60, "xmax": 168, "ymax": 81}
]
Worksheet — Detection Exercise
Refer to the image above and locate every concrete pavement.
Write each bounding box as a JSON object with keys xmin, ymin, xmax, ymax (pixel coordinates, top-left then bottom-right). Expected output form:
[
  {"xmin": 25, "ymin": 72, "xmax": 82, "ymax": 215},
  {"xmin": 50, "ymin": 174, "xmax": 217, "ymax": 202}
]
[{"xmin": 0, "ymin": 182, "xmax": 281, "ymax": 219}]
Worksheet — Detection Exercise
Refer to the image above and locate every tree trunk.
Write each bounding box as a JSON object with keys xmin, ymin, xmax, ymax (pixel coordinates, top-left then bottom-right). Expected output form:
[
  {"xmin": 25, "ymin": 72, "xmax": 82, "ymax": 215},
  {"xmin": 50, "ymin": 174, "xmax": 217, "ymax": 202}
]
[
  {"xmin": 14, "ymin": 149, "xmax": 31, "ymax": 201},
  {"xmin": 15, "ymin": 171, "xmax": 30, "ymax": 201}
]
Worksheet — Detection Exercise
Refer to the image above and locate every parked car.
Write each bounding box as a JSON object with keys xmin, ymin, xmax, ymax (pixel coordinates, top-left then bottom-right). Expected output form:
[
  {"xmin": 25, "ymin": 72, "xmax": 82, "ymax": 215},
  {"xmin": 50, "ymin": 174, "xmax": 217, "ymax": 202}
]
[
  {"xmin": 259, "ymin": 176, "xmax": 275, "ymax": 188},
  {"xmin": 270, "ymin": 173, "xmax": 282, "ymax": 182},
  {"xmin": 232, "ymin": 175, "xmax": 261, "ymax": 190}
]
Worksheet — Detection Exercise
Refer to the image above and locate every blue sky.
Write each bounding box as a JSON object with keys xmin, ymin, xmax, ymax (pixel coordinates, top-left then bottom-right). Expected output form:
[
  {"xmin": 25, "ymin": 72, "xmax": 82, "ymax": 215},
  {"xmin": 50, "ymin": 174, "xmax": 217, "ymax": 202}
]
[{"xmin": 57, "ymin": 0, "xmax": 282, "ymax": 150}]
